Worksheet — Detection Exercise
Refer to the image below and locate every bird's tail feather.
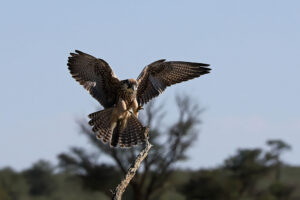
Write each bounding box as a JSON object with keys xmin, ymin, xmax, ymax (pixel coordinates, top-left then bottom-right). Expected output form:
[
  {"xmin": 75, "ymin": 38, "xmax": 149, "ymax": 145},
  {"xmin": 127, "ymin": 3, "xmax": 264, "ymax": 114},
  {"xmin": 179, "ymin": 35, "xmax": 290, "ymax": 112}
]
[
  {"xmin": 118, "ymin": 114, "xmax": 147, "ymax": 148},
  {"xmin": 88, "ymin": 108, "xmax": 114, "ymax": 144},
  {"xmin": 88, "ymin": 109, "xmax": 147, "ymax": 148}
]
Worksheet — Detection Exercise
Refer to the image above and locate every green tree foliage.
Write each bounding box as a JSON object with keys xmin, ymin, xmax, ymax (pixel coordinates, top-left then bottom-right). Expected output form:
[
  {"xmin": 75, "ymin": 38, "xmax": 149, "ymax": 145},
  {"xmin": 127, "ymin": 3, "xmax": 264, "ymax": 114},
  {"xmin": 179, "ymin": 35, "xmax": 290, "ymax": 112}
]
[
  {"xmin": 0, "ymin": 141, "xmax": 299, "ymax": 200},
  {"xmin": 266, "ymin": 139, "xmax": 292, "ymax": 181},
  {"xmin": 0, "ymin": 182, "xmax": 11, "ymax": 200},
  {"xmin": 58, "ymin": 147, "xmax": 120, "ymax": 193},
  {"xmin": 0, "ymin": 167, "xmax": 29, "ymax": 200},
  {"xmin": 182, "ymin": 169, "xmax": 230, "ymax": 200},
  {"xmin": 23, "ymin": 160, "xmax": 56, "ymax": 196},
  {"xmin": 181, "ymin": 143, "xmax": 296, "ymax": 200},
  {"xmin": 224, "ymin": 148, "xmax": 271, "ymax": 197},
  {"xmin": 0, "ymin": 161, "xmax": 110, "ymax": 200},
  {"xmin": 269, "ymin": 181, "xmax": 294, "ymax": 200}
]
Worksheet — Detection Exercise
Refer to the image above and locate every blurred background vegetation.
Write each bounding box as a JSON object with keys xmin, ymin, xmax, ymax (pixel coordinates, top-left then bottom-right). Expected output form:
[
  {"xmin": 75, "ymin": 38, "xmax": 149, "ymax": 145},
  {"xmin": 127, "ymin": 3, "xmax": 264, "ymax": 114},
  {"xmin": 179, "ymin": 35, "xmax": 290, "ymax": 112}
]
[{"xmin": 1, "ymin": 96, "xmax": 299, "ymax": 200}]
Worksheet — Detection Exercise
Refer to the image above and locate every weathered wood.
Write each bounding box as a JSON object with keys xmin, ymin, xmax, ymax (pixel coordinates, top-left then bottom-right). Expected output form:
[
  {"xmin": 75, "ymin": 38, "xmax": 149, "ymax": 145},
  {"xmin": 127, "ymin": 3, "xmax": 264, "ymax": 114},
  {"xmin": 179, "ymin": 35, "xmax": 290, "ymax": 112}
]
[{"xmin": 112, "ymin": 128, "xmax": 152, "ymax": 200}]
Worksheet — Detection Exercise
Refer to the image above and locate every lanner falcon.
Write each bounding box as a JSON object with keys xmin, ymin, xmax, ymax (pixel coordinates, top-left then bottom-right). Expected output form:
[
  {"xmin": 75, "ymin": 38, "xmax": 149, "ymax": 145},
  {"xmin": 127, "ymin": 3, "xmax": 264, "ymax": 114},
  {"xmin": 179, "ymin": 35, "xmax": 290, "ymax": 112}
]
[{"xmin": 68, "ymin": 50, "xmax": 211, "ymax": 147}]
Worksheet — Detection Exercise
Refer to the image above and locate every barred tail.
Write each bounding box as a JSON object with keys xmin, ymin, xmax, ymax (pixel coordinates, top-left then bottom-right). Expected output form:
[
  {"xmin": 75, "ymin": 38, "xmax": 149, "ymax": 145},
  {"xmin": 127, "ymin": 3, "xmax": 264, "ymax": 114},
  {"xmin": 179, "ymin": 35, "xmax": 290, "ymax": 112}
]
[
  {"xmin": 88, "ymin": 109, "xmax": 147, "ymax": 148},
  {"xmin": 118, "ymin": 114, "xmax": 147, "ymax": 148},
  {"xmin": 88, "ymin": 108, "xmax": 114, "ymax": 144}
]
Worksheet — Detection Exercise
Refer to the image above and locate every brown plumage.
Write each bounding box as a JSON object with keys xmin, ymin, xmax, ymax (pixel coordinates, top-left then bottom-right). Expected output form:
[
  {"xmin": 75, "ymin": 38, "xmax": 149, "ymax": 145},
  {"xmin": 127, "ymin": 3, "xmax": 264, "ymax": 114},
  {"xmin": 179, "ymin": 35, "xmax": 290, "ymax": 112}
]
[
  {"xmin": 136, "ymin": 59, "xmax": 210, "ymax": 105},
  {"xmin": 88, "ymin": 109, "xmax": 146, "ymax": 147},
  {"xmin": 68, "ymin": 50, "xmax": 120, "ymax": 108},
  {"xmin": 67, "ymin": 50, "xmax": 211, "ymax": 148}
]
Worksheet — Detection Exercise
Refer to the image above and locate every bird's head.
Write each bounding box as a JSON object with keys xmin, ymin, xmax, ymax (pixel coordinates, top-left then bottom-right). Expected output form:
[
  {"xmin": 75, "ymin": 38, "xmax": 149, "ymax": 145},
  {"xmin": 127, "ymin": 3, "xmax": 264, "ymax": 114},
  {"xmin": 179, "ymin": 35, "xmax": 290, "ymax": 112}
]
[{"xmin": 121, "ymin": 79, "xmax": 138, "ymax": 92}]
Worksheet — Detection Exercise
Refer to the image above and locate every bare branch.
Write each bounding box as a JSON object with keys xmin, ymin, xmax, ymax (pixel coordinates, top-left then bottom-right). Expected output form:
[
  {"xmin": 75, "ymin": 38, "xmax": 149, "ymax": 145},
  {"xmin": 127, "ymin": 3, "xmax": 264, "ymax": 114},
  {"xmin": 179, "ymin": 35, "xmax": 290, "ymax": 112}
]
[{"xmin": 112, "ymin": 128, "xmax": 152, "ymax": 200}]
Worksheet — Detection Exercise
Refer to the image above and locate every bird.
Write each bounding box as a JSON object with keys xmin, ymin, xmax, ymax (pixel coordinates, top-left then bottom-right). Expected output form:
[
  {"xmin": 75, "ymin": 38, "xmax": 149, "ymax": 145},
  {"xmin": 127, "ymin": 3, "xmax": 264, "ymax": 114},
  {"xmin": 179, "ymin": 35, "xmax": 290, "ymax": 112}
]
[{"xmin": 67, "ymin": 50, "xmax": 211, "ymax": 148}]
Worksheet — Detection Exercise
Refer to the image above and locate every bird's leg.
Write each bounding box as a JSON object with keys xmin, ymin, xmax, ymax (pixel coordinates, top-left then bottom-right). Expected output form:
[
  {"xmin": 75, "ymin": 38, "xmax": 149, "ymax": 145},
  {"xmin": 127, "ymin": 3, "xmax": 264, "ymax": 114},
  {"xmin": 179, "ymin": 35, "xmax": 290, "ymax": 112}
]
[
  {"xmin": 137, "ymin": 105, "xmax": 144, "ymax": 111},
  {"xmin": 113, "ymin": 98, "xmax": 132, "ymax": 133},
  {"xmin": 118, "ymin": 99, "xmax": 128, "ymax": 119},
  {"xmin": 111, "ymin": 100, "xmax": 126, "ymax": 130},
  {"xmin": 120, "ymin": 112, "xmax": 129, "ymax": 133},
  {"xmin": 132, "ymin": 99, "xmax": 139, "ymax": 118},
  {"xmin": 111, "ymin": 99, "xmax": 127, "ymax": 130}
]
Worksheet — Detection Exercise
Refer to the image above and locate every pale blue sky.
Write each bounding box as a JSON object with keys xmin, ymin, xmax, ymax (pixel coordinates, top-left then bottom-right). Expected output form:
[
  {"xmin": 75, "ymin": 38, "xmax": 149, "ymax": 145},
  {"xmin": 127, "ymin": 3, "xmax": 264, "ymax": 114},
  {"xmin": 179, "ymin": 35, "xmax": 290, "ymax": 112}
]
[{"xmin": 1, "ymin": 1, "xmax": 299, "ymax": 170}]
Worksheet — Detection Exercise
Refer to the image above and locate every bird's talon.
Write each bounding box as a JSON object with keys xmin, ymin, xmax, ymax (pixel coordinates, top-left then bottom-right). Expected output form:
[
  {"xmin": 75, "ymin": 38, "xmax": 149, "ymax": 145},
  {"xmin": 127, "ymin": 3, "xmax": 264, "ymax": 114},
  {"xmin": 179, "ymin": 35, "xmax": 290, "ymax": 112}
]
[{"xmin": 138, "ymin": 106, "xmax": 144, "ymax": 111}]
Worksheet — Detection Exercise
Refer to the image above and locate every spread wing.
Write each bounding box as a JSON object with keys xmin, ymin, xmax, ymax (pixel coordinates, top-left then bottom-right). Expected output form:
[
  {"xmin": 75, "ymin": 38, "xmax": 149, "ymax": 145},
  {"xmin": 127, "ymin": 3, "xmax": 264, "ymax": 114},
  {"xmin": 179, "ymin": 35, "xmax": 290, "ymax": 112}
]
[
  {"xmin": 137, "ymin": 59, "xmax": 211, "ymax": 106},
  {"xmin": 67, "ymin": 50, "xmax": 120, "ymax": 108}
]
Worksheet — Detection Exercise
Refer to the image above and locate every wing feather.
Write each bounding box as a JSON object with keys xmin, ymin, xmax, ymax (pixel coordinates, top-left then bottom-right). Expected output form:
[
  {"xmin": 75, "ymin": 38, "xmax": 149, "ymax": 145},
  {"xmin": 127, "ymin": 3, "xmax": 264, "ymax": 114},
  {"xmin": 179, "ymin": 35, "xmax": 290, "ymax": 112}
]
[
  {"xmin": 137, "ymin": 60, "xmax": 211, "ymax": 105},
  {"xmin": 67, "ymin": 50, "xmax": 120, "ymax": 108}
]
